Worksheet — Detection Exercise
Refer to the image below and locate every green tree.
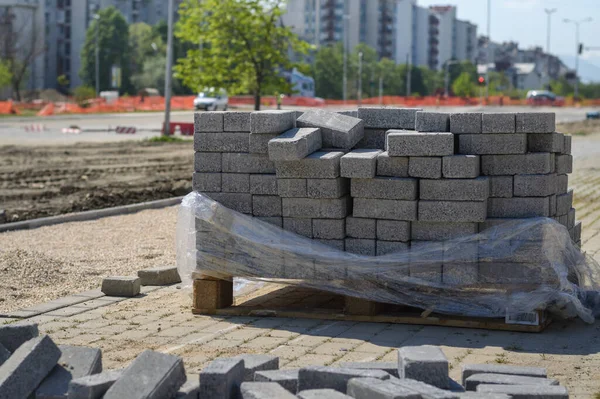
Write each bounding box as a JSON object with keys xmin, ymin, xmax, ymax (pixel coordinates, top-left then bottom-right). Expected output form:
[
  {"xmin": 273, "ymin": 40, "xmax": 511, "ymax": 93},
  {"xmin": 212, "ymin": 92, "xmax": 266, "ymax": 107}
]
[
  {"xmin": 80, "ymin": 7, "xmax": 132, "ymax": 94},
  {"xmin": 452, "ymin": 72, "xmax": 476, "ymax": 97},
  {"xmin": 175, "ymin": 0, "xmax": 310, "ymax": 110},
  {"xmin": 129, "ymin": 23, "xmax": 163, "ymax": 79},
  {"xmin": 0, "ymin": 59, "xmax": 11, "ymax": 90},
  {"xmin": 312, "ymin": 43, "xmax": 344, "ymax": 99}
]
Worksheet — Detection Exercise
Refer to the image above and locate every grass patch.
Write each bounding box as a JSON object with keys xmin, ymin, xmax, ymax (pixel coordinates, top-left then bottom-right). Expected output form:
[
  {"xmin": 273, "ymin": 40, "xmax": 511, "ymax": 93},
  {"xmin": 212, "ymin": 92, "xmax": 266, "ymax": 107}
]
[{"xmin": 147, "ymin": 135, "xmax": 192, "ymax": 143}]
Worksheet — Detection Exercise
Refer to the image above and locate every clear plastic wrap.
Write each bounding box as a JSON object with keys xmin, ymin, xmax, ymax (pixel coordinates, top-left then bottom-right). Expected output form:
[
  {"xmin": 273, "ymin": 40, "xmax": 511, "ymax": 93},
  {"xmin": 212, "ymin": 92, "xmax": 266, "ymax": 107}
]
[{"xmin": 177, "ymin": 192, "xmax": 600, "ymax": 323}]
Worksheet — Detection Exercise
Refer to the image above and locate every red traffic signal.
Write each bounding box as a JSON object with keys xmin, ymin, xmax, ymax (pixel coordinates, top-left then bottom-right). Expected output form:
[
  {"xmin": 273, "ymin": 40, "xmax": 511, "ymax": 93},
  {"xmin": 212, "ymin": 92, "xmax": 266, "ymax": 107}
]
[{"xmin": 478, "ymin": 76, "xmax": 486, "ymax": 86}]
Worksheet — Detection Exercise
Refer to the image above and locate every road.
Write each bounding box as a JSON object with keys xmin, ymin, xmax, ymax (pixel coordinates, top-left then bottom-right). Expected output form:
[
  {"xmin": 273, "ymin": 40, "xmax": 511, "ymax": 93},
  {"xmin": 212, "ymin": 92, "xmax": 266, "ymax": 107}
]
[{"xmin": 0, "ymin": 105, "xmax": 596, "ymax": 146}]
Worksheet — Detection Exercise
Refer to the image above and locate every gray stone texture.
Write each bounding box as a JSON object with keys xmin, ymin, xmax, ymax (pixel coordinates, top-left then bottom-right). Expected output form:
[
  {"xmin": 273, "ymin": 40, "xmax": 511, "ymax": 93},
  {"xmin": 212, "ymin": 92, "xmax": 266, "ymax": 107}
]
[
  {"xmin": 101, "ymin": 276, "xmax": 141, "ymax": 297},
  {"xmin": 481, "ymin": 113, "xmax": 516, "ymax": 133},
  {"xmin": 256, "ymin": 217, "xmax": 282, "ymax": 227},
  {"xmin": 555, "ymin": 154, "xmax": 573, "ymax": 174},
  {"xmin": 461, "ymin": 364, "xmax": 547, "ymax": 386},
  {"xmin": 315, "ymin": 239, "xmax": 345, "ymax": 251},
  {"xmin": 482, "ymin": 154, "xmax": 554, "ymax": 175},
  {"xmin": 556, "ymin": 174, "xmax": 568, "ymax": 194},
  {"xmin": 268, "ymin": 128, "xmax": 323, "ymax": 161},
  {"xmin": 476, "ymin": 384, "xmax": 568, "ymax": 399},
  {"xmin": 282, "ymin": 197, "xmax": 351, "ymax": 219},
  {"xmin": 376, "ymin": 220, "xmax": 410, "ymax": 242},
  {"xmin": 564, "ymin": 135, "xmax": 572, "ymax": 154},
  {"xmin": 278, "ymin": 178, "xmax": 307, "ymax": 198},
  {"xmin": 354, "ymin": 129, "xmax": 387, "ymax": 150},
  {"xmin": 556, "ymin": 190, "xmax": 573, "ymax": 215},
  {"xmin": 344, "ymin": 238, "xmax": 376, "ymax": 256},
  {"xmin": 313, "ymin": 219, "xmax": 346, "ymax": 240},
  {"xmin": 240, "ymin": 382, "xmax": 296, "ymax": 398},
  {"xmin": 194, "ymin": 152, "xmax": 222, "ymax": 172},
  {"xmin": 253, "ymin": 369, "xmax": 299, "ymax": 394},
  {"xmin": 516, "ymin": 112, "xmax": 555, "ymax": 133},
  {"xmin": 192, "ymin": 172, "xmax": 222, "ymax": 193},
  {"xmin": 297, "ymin": 389, "xmax": 354, "ymax": 399},
  {"xmin": 450, "ymin": 113, "xmax": 482, "ymax": 134},
  {"xmin": 411, "ymin": 222, "xmax": 478, "ymax": 241},
  {"xmin": 347, "ymin": 377, "xmax": 420, "ymax": 399},
  {"xmin": 283, "ymin": 218, "xmax": 313, "ymax": 238},
  {"xmin": 418, "ymin": 201, "xmax": 487, "ymax": 223},
  {"xmin": 176, "ymin": 379, "xmax": 200, "ymax": 399},
  {"xmin": 415, "ymin": 112, "xmax": 450, "ymax": 132},
  {"xmin": 351, "ymin": 177, "xmax": 418, "ymax": 200},
  {"xmin": 464, "ymin": 373, "xmax": 558, "ymax": 392},
  {"xmin": 199, "ymin": 357, "xmax": 245, "ymax": 399},
  {"xmin": 249, "ymin": 133, "xmax": 278, "ymax": 154},
  {"xmin": 68, "ymin": 370, "xmax": 122, "ymax": 399},
  {"xmin": 346, "ymin": 217, "xmax": 377, "ymax": 239},
  {"xmin": 514, "ymin": 174, "xmax": 557, "ymax": 197},
  {"xmin": 489, "ymin": 176, "xmax": 513, "ymax": 198},
  {"xmin": 0, "ymin": 323, "xmax": 38, "ymax": 352},
  {"xmin": 341, "ymin": 149, "xmax": 382, "ymax": 178},
  {"xmin": 224, "ymin": 112, "xmax": 251, "ymax": 132},
  {"xmin": 252, "ymin": 195, "xmax": 282, "ymax": 217},
  {"xmin": 389, "ymin": 378, "xmax": 457, "ymax": 399},
  {"xmin": 337, "ymin": 362, "xmax": 399, "ymax": 378},
  {"xmin": 420, "ymin": 177, "xmax": 489, "ymax": 201},
  {"xmin": 387, "ymin": 131, "xmax": 454, "ymax": 156},
  {"xmin": 203, "ymin": 192, "xmax": 252, "ymax": 214},
  {"xmin": 337, "ymin": 110, "xmax": 358, "ymax": 117},
  {"xmin": 250, "ymin": 110, "xmax": 296, "ymax": 134},
  {"xmin": 275, "ymin": 151, "xmax": 344, "ymax": 179},
  {"xmin": 194, "ymin": 133, "xmax": 250, "ymax": 152},
  {"xmin": 0, "ymin": 344, "xmax": 9, "ymax": 367},
  {"xmin": 307, "ymin": 178, "xmax": 350, "ymax": 199},
  {"xmin": 358, "ymin": 107, "xmax": 421, "ymax": 129},
  {"xmin": 527, "ymin": 133, "xmax": 564, "ymax": 153},
  {"xmin": 376, "ymin": 241, "xmax": 410, "ymax": 256},
  {"xmin": 409, "ymin": 157, "xmax": 442, "ymax": 179},
  {"xmin": 353, "ymin": 198, "xmax": 418, "ymax": 221},
  {"xmin": 250, "ymin": 174, "xmax": 278, "ymax": 196},
  {"xmin": 377, "ymin": 152, "xmax": 409, "ymax": 177},
  {"xmin": 442, "ymin": 155, "xmax": 480, "ymax": 178},
  {"xmin": 222, "ymin": 153, "xmax": 275, "ymax": 174},
  {"xmin": 296, "ymin": 110, "xmax": 365, "ymax": 149},
  {"xmin": 222, "ymin": 173, "xmax": 250, "ymax": 193},
  {"xmin": 398, "ymin": 345, "xmax": 449, "ymax": 389},
  {"xmin": 195, "ymin": 111, "xmax": 223, "ymax": 132},
  {"xmin": 297, "ymin": 366, "xmax": 390, "ymax": 394},
  {"xmin": 458, "ymin": 134, "xmax": 527, "ymax": 155},
  {"xmin": 487, "ymin": 197, "xmax": 550, "ymax": 218}
]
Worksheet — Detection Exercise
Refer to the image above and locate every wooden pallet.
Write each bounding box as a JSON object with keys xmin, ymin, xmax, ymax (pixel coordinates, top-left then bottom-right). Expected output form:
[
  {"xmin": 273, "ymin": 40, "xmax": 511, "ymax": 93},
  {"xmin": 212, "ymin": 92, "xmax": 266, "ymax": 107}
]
[{"xmin": 191, "ymin": 280, "xmax": 551, "ymax": 333}]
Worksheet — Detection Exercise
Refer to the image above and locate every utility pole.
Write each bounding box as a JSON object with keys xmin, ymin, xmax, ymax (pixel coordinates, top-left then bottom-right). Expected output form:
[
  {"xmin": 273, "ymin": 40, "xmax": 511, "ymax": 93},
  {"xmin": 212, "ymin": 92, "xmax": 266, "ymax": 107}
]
[
  {"xmin": 444, "ymin": 60, "xmax": 459, "ymax": 98},
  {"xmin": 357, "ymin": 52, "xmax": 363, "ymax": 107},
  {"xmin": 406, "ymin": 52, "xmax": 411, "ymax": 97},
  {"xmin": 163, "ymin": 0, "xmax": 174, "ymax": 136},
  {"xmin": 379, "ymin": 74, "xmax": 383, "ymax": 105},
  {"xmin": 564, "ymin": 17, "xmax": 592, "ymax": 101},
  {"xmin": 343, "ymin": 13, "xmax": 350, "ymax": 104},
  {"xmin": 94, "ymin": 14, "xmax": 100, "ymax": 96},
  {"xmin": 485, "ymin": 0, "xmax": 491, "ymax": 101},
  {"xmin": 544, "ymin": 8, "xmax": 557, "ymax": 88}
]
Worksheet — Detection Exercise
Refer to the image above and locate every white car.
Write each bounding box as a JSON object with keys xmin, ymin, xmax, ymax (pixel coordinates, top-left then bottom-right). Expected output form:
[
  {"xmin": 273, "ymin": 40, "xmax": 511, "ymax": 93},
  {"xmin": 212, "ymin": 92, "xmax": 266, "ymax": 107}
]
[{"xmin": 193, "ymin": 89, "xmax": 228, "ymax": 111}]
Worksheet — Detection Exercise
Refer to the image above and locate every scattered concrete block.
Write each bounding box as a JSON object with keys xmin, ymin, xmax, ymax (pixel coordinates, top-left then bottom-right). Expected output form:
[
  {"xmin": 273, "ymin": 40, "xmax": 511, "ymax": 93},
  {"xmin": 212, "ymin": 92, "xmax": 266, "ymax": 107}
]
[
  {"xmin": 250, "ymin": 110, "xmax": 296, "ymax": 134},
  {"xmin": 390, "ymin": 378, "xmax": 456, "ymax": 399},
  {"xmin": 376, "ymin": 240, "xmax": 410, "ymax": 255},
  {"xmin": 358, "ymin": 107, "xmax": 421, "ymax": 129},
  {"xmin": 282, "ymin": 197, "xmax": 350, "ymax": 219},
  {"xmin": 415, "ymin": 112, "xmax": 450, "ymax": 132},
  {"xmin": 481, "ymin": 113, "xmax": 515, "ymax": 133},
  {"xmin": 487, "ymin": 197, "xmax": 550, "ymax": 218},
  {"xmin": 36, "ymin": 345, "xmax": 102, "ymax": 399},
  {"xmin": 268, "ymin": 128, "xmax": 322, "ymax": 161},
  {"xmin": 222, "ymin": 173, "xmax": 250, "ymax": 193},
  {"xmin": 254, "ymin": 369, "xmax": 299, "ymax": 394},
  {"xmin": 351, "ymin": 177, "xmax": 418, "ymax": 200},
  {"xmin": 193, "ymin": 172, "xmax": 222, "ymax": 193},
  {"xmin": 338, "ymin": 362, "xmax": 399, "ymax": 378},
  {"xmin": 0, "ymin": 344, "xmax": 9, "ymax": 367},
  {"xmin": 409, "ymin": 157, "xmax": 442, "ymax": 179},
  {"xmin": 199, "ymin": 357, "xmax": 245, "ymax": 399},
  {"xmin": 442, "ymin": 155, "xmax": 480, "ymax": 178},
  {"xmin": 275, "ymin": 151, "xmax": 344, "ymax": 179},
  {"xmin": 459, "ymin": 134, "xmax": 527, "ymax": 155},
  {"xmin": 241, "ymin": 382, "xmax": 296, "ymax": 398},
  {"xmin": 231, "ymin": 355, "xmax": 279, "ymax": 382},
  {"xmin": 489, "ymin": 176, "xmax": 513, "ymax": 198},
  {"xmin": 376, "ymin": 220, "xmax": 410, "ymax": 242},
  {"xmin": 204, "ymin": 192, "xmax": 253, "ymax": 214},
  {"xmin": 283, "ymin": 218, "xmax": 313, "ymax": 238},
  {"xmin": 222, "ymin": 153, "xmax": 275, "ymax": 174},
  {"xmin": 101, "ymin": 277, "xmax": 141, "ymax": 297},
  {"xmin": 516, "ymin": 112, "xmax": 555, "ymax": 133},
  {"xmin": 461, "ymin": 364, "xmax": 547, "ymax": 386},
  {"xmin": 398, "ymin": 346, "xmax": 449, "ymax": 389},
  {"xmin": 194, "ymin": 152, "xmax": 222, "ymax": 172},
  {"xmin": 555, "ymin": 154, "xmax": 573, "ymax": 174},
  {"xmin": 250, "ymin": 174, "xmax": 278, "ymax": 196},
  {"xmin": 0, "ymin": 323, "xmax": 38, "ymax": 352},
  {"xmin": 556, "ymin": 174, "xmax": 568, "ymax": 194},
  {"xmin": 387, "ymin": 131, "xmax": 454, "ymax": 156},
  {"xmin": 0, "ymin": 335, "xmax": 61, "ymax": 399},
  {"xmin": 347, "ymin": 377, "xmax": 420, "ymax": 399},
  {"xmin": 563, "ymin": 135, "xmax": 572, "ymax": 154},
  {"xmin": 482, "ymin": 154, "xmax": 554, "ymax": 175},
  {"xmin": 345, "ymin": 238, "xmax": 376, "ymax": 256},
  {"xmin": 297, "ymin": 366, "xmax": 390, "ymax": 393},
  {"xmin": 353, "ymin": 198, "xmax": 418, "ymax": 221},
  {"xmin": 250, "ymin": 133, "xmax": 278, "ymax": 154},
  {"xmin": 556, "ymin": 189, "xmax": 573, "ymax": 215},
  {"xmin": 68, "ymin": 369, "xmax": 122, "ymax": 399},
  {"xmin": 138, "ymin": 266, "xmax": 181, "ymax": 286},
  {"xmin": 224, "ymin": 111, "xmax": 251, "ymax": 132},
  {"xmin": 450, "ymin": 113, "xmax": 482, "ymax": 134},
  {"xmin": 514, "ymin": 174, "xmax": 557, "ymax": 197},
  {"xmin": 278, "ymin": 178, "xmax": 307, "ymax": 197},
  {"xmin": 176, "ymin": 378, "xmax": 200, "ymax": 399},
  {"xmin": 477, "ymin": 384, "xmax": 568, "ymax": 399},
  {"xmin": 464, "ymin": 373, "xmax": 558, "ymax": 392},
  {"xmin": 297, "ymin": 389, "xmax": 354, "ymax": 399},
  {"xmin": 195, "ymin": 111, "xmax": 223, "ymax": 132},
  {"xmin": 459, "ymin": 393, "xmax": 511, "ymax": 399},
  {"xmin": 418, "ymin": 201, "xmax": 487, "ymax": 223},
  {"xmin": 296, "ymin": 110, "xmax": 364, "ymax": 149},
  {"xmin": 313, "ymin": 219, "xmax": 346, "ymax": 240},
  {"xmin": 346, "ymin": 217, "xmax": 376, "ymax": 239},
  {"xmin": 528, "ymin": 133, "xmax": 564, "ymax": 153},
  {"xmin": 420, "ymin": 177, "xmax": 489, "ymax": 201},
  {"xmin": 307, "ymin": 178, "xmax": 350, "ymax": 199},
  {"xmin": 411, "ymin": 222, "xmax": 478, "ymax": 241},
  {"xmin": 341, "ymin": 149, "xmax": 382, "ymax": 178},
  {"xmin": 354, "ymin": 129, "xmax": 387, "ymax": 149},
  {"xmin": 377, "ymin": 152, "xmax": 409, "ymax": 177},
  {"xmin": 104, "ymin": 350, "xmax": 185, "ymax": 399},
  {"xmin": 252, "ymin": 195, "xmax": 282, "ymax": 217},
  {"xmin": 194, "ymin": 133, "xmax": 249, "ymax": 152}
]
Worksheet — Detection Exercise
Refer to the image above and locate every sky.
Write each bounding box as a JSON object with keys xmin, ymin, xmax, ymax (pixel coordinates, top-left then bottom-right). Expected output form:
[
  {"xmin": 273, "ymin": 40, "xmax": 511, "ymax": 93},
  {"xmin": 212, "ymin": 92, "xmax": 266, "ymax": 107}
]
[{"xmin": 418, "ymin": 0, "xmax": 600, "ymax": 74}]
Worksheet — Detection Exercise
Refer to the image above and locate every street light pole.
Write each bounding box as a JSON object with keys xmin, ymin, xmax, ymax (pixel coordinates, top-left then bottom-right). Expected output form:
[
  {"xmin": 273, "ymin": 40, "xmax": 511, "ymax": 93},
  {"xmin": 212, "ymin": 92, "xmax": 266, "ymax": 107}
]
[
  {"xmin": 358, "ymin": 51, "xmax": 363, "ymax": 107},
  {"xmin": 94, "ymin": 14, "xmax": 100, "ymax": 97},
  {"xmin": 544, "ymin": 8, "xmax": 557, "ymax": 54},
  {"xmin": 343, "ymin": 14, "xmax": 350, "ymax": 104},
  {"xmin": 485, "ymin": 0, "xmax": 491, "ymax": 101},
  {"xmin": 564, "ymin": 17, "xmax": 592, "ymax": 101},
  {"xmin": 444, "ymin": 60, "xmax": 459, "ymax": 98},
  {"xmin": 163, "ymin": 0, "xmax": 174, "ymax": 136},
  {"xmin": 406, "ymin": 52, "xmax": 411, "ymax": 97}
]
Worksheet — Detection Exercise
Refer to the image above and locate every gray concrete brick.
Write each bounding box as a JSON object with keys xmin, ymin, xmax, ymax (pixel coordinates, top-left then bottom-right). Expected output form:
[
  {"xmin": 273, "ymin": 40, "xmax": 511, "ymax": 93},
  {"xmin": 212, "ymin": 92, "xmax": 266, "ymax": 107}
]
[
  {"xmin": 0, "ymin": 344, "xmax": 9, "ymax": 366},
  {"xmin": 282, "ymin": 197, "xmax": 351, "ymax": 218},
  {"xmin": 443, "ymin": 262, "xmax": 479, "ymax": 286},
  {"xmin": 199, "ymin": 357, "xmax": 245, "ymax": 399},
  {"xmin": 358, "ymin": 107, "xmax": 421, "ymax": 129},
  {"xmin": 568, "ymin": 207, "xmax": 576, "ymax": 229},
  {"xmin": 459, "ymin": 392, "xmax": 511, "ymax": 399},
  {"xmin": 316, "ymin": 239, "xmax": 345, "ymax": 251},
  {"xmin": 481, "ymin": 113, "xmax": 515, "ymax": 133},
  {"xmin": 222, "ymin": 173, "xmax": 250, "ymax": 193},
  {"xmin": 275, "ymin": 151, "xmax": 344, "ymax": 178},
  {"xmin": 298, "ymin": 389, "xmax": 353, "ymax": 399},
  {"xmin": 194, "ymin": 152, "xmax": 222, "ymax": 172},
  {"xmin": 195, "ymin": 111, "xmax": 223, "ymax": 132},
  {"xmin": 347, "ymin": 378, "xmax": 420, "ymax": 399},
  {"xmin": 398, "ymin": 345, "xmax": 449, "ymax": 389},
  {"xmin": 337, "ymin": 110, "xmax": 358, "ymax": 117},
  {"xmin": 268, "ymin": 128, "xmax": 323, "ymax": 161},
  {"xmin": 516, "ymin": 112, "xmax": 555, "ymax": 133},
  {"xmin": 353, "ymin": 198, "xmax": 418, "ymax": 221},
  {"xmin": 0, "ymin": 323, "xmax": 38, "ymax": 352},
  {"xmin": 442, "ymin": 155, "xmax": 480, "ymax": 178},
  {"xmin": 296, "ymin": 110, "xmax": 364, "ymax": 149},
  {"xmin": 409, "ymin": 157, "xmax": 442, "ymax": 179},
  {"xmin": 313, "ymin": 219, "xmax": 346, "ymax": 240},
  {"xmin": 346, "ymin": 217, "xmax": 376, "ymax": 239},
  {"xmin": 418, "ymin": 201, "xmax": 487, "ymax": 222},
  {"xmin": 487, "ymin": 197, "xmax": 550, "ymax": 218},
  {"xmin": 337, "ymin": 362, "xmax": 399, "ymax": 378},
  {"xmin": 415, "ymin": 111, "xmax": 450, "ymax": 132},
  {"xmin": 477, "ymin": 384, "xmax": 568, "ymax": 399},
  {"xmin": 351, "ymin": 177, "xmax": 418, "ymax": 200},
  {"xmin": 527, "ymin": 133, "xmax": 564, "ymax": 153},
  {"xmin": 68, "ymin": 370, "xmax": 121, "ymax": 399},
  {"xmin": 249, "ymin": 133, "xmax": 278, "ymax": 154},
  {"xmin": 459, "ymin": 134, "xmax": 526, "ymax": 155},
  {"xmin": 389, "ymin": 378, "xmax": 456, "ymax": 399},
  {"xmin": 241, "ymin": 382, "xmax": 296, "ymax": 398},
  {"xmin": 232, "ymin": 355, "xmax": 279, "ymax": 382},
  {"xmin": 36, "ymin": 345, "xmax": 102, "ymax": 399},
  {"xmin": 176, "ymin": 379, "xmax": 200, "ymax": 399},
  {"xmin": 224, "ymin": 111, "xmax": 251, "ymax": 132},
  {"xmin": 101, "ymin": 276, "xmax": 141, "ymax": 297},
  {"xmin": 253, "ymin": 195, "xmax": 282, "ymax": 217},
  {"xmin": 465, "ymin": 373, "xmax": 558, "ymax": 392},
  {"xmin": 250, "ymin": 174, "xmax": 278, "ymax": 195},
  {"xmin": 307, "ymin": 178, "xmax": 350, "ymax": 199},
  {"xmin": 550, "ymin": 194, "xmax": 557, "ymax": 216},
  {"xmin": 420, "ymin": 177, "xmax": 489, "ymax": 201},
  {"xmin": 138, "ymin": 266, "xmax": 181, "ymax": 286},
  {"xmin": 283, "ymin": 218, "xmax": 313, "ymax": 238},
  {"xmin": 377, "ymin": 152, "xmax": 409, "ymax": 177},
  {"xmin": 411, "ymin": 222, "xmax": 478, "ymax": 241},
  {"xmin": 250, "ymin": 110, "xmax": 296, "ymax": 134},
  {"xmin": 556, "ymin": 189, "xmax": 573, "ymax": 215},
  {"xmin": 489, "ymin": 176, "xmax": 513, "ymax": 198},
  {"xmin": 556, "ymin": 174, "xmax": 568, "ymax": 194},
  {"xmin": 0, "ymin": 335, "xmax": 61, "ymax": 399},
  {"xmin": 256, "ymin": 217, "xmax": 282, "ymax": 227},
  {"xmin": 354, "ymin": 129, "xmax": 387, "ymax": 149},
  {"xmin": 514, "ymin": 174, "xmax": 556, "ymax": 197},
  {"xmin": 193, "ymin": 172, "xmax": 222, "ymax": 192},
  {"xmin": 278, "ymin": 178, "xmax": 307, "ymax": 197},
  {"xmin": 204, "ymin": 192, "xmax": 253, "ymax": 214},
  {"xmin": 345, "ymin": 238, "xmax": 376, "ymax": 256},
  {"xmin": 409, "ymin": 241, "xmax": 443, "ymax": 283},
  {"xmin": 450, "ymin": 113, "xmax": 482, "ymax": 134},
  {"xmin": 297, "ymin": 366, "xmax": 390, "ymax": 393},
  {"xmin": 341, "ymin": 149, "xmax": 382, "ymax": 178},
  {"xmin": 573, "ymin": 221, "xmax": 582, "ymax": 242},
  {"xmin": 387, "ymin": 131, "xmax": 454, "ymax": 156},
  {"xmin": 482, "ymin": 154, "xmax": 554, "ymax": 175},
  {"xmin": 555, "ymin": 154, "xmax": 573, "ymax": 174},
  {"xmin": 563, "ymin": 135, "xmax": 572, "ymax": 154},
  {"xmin": 461, "ymin": 364, "xmax": 547, "ymax": 386},
  {"xmin": 376, "ymin": 220, "xmax": 410, "ymax": 242},
  {"xmin": 254, "ymin": 369, "xmax": 298, "ymax": 394},
  {"xmin": 222, "ymin": 153, "xmax": 275, "ymax": 174},
  {"xmin": 194, "ymin": 133, "xmax": 249, "ymax": 152},
  {"xmin": 376, "ymin": 241, "xmax": 409, "ymax": 256}
]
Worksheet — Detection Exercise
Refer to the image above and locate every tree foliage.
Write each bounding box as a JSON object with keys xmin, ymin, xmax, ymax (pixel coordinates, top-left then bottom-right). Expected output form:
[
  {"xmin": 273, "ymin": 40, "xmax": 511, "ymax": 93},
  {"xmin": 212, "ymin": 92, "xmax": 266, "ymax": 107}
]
[
  {"xmin": 129, "ymin": 23, "xmax": 163, "ymax": 78},
  {"xmin": 452, "ymin": 72, "xmax": 476, "ymax": 98},
  {"xmin": 0, "ymin": 59, "xmax": 11, "ymax": 90},
  {"xmin": 175, "ymin": 0, "xmax": 310, "ymax": 110}
]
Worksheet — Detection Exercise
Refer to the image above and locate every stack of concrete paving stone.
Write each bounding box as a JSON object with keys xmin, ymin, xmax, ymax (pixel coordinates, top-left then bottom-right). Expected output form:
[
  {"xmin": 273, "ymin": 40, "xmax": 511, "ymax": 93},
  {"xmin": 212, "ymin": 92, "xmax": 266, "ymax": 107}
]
[{"xmin": 0, "ymin": 322, "xmax": 570, "ymax": 398}]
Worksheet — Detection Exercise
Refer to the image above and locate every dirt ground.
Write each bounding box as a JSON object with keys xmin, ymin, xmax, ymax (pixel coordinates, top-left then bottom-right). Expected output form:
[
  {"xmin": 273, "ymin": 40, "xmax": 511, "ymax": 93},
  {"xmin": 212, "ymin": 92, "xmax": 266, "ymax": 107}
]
[{"xmin": 0, "ymin": 141, "xmax": 193, "ymax": 223}]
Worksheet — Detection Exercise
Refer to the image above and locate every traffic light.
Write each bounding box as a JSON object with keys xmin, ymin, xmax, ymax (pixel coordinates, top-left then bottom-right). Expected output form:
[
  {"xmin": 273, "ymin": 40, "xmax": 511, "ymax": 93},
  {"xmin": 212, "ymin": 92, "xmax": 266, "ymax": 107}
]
[
  {"xmin": 478, "ymin": 76, "xmax": 486, "ymax": 86},
  {"xmin": 579, "ymin": 43, "xmax": 584, "ymax": 55}
]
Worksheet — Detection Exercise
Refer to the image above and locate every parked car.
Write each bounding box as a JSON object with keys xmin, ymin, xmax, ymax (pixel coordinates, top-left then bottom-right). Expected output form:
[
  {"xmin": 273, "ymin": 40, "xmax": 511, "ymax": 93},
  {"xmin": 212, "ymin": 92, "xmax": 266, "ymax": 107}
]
[
  {"xmin": 526, "ymin": 90, "xmax": 565, "ymax": 107},
  {"xmin": 193, "ymin": 88, "xmax": 228, "ymax": 111},
  {"xmin": 586, "ymin": 111, "xmax": 600, "ymax": 120}
]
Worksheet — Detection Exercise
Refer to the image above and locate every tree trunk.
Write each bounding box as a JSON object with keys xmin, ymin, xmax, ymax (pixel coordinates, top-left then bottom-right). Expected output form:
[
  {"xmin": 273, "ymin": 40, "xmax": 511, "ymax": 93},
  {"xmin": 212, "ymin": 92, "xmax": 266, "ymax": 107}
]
[
  {"xmin": 254, "ymin": 93, "xmax": 261, "ymax": 111},
  {"xmin": 12, "ymin": 81, "xmax": 21, "ymax": 102}
]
